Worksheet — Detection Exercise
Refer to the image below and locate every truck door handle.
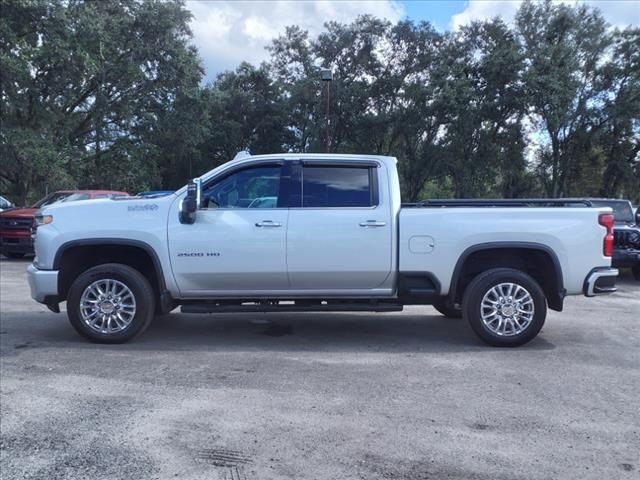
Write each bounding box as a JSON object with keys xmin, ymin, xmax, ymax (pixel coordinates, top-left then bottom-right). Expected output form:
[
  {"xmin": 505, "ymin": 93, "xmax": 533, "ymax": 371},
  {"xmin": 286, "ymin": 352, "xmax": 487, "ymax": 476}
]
[
  {"xmin": 359, "ymin": 220, "xmax": 387, "ymax": 228},
  {"xmin": 255, "ymin": 220, "xmax": 282, "ymax": 228}
]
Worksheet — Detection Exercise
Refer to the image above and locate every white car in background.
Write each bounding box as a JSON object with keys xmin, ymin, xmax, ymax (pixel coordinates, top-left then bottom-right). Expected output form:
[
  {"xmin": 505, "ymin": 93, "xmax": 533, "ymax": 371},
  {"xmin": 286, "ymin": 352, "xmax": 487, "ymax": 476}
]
[{"xmin": 0, "ymin": 196, "xmax": 14, "ymax": 212}]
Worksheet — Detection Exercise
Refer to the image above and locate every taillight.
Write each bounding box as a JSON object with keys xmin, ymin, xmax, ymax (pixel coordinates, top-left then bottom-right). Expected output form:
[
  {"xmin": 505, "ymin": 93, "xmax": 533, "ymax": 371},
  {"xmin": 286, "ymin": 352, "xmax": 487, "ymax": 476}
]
[{"xmin": 598, "ymin": 213, "xmax": 614, "ymax": 257}]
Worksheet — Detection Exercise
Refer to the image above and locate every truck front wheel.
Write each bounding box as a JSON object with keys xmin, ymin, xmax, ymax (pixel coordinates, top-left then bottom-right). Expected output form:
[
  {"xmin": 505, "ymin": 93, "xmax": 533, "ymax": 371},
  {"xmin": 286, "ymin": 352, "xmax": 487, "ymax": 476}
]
[
  {"xmin": 462, "ymin": 268, "xmax": 546, "ymax": 347},
  {"xmin": 67, "ymin": 263, "xmax": 155, "ymax": 343}
]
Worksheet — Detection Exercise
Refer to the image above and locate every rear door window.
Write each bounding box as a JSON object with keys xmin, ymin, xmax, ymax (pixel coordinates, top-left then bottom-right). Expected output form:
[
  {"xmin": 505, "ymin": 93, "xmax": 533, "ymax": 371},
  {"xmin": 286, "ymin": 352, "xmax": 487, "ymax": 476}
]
[{"xmin": 301, "ymin": 166, "xmax": 376, "ymax": 208}]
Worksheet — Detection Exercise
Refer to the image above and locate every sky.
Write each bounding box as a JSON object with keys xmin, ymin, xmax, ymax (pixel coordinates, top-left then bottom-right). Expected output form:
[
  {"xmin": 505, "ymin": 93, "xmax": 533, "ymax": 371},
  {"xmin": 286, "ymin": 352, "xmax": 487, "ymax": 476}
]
[{"xmin": 186, "ymin": 0, "xmax": 640, "ymax": 82}]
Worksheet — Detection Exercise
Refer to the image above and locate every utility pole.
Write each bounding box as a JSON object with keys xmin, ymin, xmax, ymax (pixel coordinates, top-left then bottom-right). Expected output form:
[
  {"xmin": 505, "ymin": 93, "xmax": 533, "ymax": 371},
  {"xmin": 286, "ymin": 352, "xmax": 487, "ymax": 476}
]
[{"xmin": 321, "ymin": 69, "xmax": 333, "ymax": 153}]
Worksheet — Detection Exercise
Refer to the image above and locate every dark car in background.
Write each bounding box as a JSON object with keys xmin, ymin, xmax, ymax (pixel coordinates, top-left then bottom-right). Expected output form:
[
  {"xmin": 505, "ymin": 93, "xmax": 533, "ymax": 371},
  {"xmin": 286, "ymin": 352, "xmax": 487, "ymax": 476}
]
[
  {"xmin": 589, "ymin": 199, "xmax": 640, "ymax": 280},
  {"xmin": 0, "ymin": 190, "xmax": 129, "ymax": 258}
]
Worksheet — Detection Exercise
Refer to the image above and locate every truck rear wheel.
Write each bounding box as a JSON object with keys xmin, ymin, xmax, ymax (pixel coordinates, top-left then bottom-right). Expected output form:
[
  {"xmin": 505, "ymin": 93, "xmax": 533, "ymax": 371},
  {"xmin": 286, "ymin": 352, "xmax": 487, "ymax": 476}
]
[
  {"xmin": 632, "ymin": 265, "xmax": 640, "ymax": 281},
  {"xmin": 462, "ymin": 268, "xmax": 546, "ymax": 347},
  {"xmin": 67, "ymin": 263, "xmax": 155, "ymax": 343}
]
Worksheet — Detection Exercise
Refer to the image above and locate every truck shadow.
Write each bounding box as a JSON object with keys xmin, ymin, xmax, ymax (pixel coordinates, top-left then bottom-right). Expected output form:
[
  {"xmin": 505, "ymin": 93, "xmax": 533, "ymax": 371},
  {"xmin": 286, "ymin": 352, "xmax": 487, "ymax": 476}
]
[
  {"xmin": 2, "ymin": 311, "xmax": 561, "ymax": 355},
  {"xmin": 1, "ymin": 310, "xmax": 558, "ymax": 354},
  {"xmin": 615, "ymin": 269, "xmax": 639, "ymax": 288},
  {"xmin": 130, "ymin": 311, "xmax": 557, "ymax": 353}
]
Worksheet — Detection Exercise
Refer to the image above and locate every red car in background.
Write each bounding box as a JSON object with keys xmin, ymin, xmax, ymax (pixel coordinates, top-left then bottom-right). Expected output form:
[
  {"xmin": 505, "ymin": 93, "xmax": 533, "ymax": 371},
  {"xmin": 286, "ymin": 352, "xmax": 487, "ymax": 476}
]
[{"xmin": 0, "ymin": 190, "xmax": 129, "ymax": 258}]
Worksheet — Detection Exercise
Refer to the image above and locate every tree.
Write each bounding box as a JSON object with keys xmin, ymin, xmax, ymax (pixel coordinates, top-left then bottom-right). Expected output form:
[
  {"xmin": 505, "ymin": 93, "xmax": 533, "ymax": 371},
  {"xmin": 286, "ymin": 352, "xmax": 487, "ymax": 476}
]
[
  {"xmin": 433, "ymin": 19, "xmax": 529, "ymax": 198},
  {"xmin": 197, "ymin": 62, "xmax": 294, "ymax": 169},
  {"xmin": 0, "ymin": 0, "xmax": 202, "ymax": 202},
  {"xmin": 2, "ymin": 1, "xmax": 637, "ymax": 203},
  {"xmin": 268, "ymin": 25, "xmax": 322, "ymax": 153},
  {"xmin": 150, "ymin": 88, "xmax": 211, "ymax": 189},
  {"xmin": 517, "ymin": 0, "xmax": 614, "ymax": 197},
  {"xmin": 268, "ymin": 18, "xmax": 451, "ymax": 200},
  {"xmin": 597, "ymin": 28, "xmax": 640, "ymax": 202},
  {"xmin": 389, "ymin": 21, "xmax": 449, "ymax": 201}
]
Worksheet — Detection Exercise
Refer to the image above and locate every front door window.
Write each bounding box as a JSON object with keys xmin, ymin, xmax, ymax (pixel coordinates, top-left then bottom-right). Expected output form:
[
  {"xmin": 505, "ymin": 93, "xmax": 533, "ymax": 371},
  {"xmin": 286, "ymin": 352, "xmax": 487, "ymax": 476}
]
[{"xmin": 202, "ymin": 166, "xmax": 281, "ymax": 209}]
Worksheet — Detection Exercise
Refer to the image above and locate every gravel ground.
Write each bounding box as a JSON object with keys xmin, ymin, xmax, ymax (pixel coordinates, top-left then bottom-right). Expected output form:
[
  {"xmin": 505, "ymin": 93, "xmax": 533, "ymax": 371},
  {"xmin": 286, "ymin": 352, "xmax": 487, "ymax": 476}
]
[{"xmin": 1, "ymin": 257, "xmax": 638, "ymax": 480}]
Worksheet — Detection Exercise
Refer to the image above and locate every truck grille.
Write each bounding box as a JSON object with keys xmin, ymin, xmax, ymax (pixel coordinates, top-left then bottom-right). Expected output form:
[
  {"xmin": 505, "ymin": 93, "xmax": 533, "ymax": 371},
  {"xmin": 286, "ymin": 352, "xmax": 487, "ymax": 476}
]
[
  {"xmin": 0, "ymin": 217, "xmax": 32, "ymax": 230},
  {"xmin": 614, "ymin": 229, "xmax": 640, "ymax": 249}
]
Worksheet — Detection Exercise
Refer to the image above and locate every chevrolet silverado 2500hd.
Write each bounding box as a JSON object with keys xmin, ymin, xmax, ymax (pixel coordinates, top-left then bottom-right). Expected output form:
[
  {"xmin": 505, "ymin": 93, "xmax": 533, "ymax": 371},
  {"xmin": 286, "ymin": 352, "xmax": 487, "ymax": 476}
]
[{"xmin": 27, "ymin": 154, "xmax": 618, "ymax": 346}]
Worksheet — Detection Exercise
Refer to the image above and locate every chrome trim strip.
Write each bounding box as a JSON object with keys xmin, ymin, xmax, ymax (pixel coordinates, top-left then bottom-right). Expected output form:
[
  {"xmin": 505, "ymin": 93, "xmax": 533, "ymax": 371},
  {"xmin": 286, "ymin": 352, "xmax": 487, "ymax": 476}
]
[{"xmin": 177, "ymin": 287, "xmax": 396, "ymax": 300}]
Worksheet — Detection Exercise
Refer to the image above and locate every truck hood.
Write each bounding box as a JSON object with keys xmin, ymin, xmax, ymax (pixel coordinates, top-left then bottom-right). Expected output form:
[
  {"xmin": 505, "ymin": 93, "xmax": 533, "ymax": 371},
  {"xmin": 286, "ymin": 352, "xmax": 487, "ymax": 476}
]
[
  {"xmin": 41, "ymin": 194, "xmax": 177, "ymax": 216},
  {"xmin": 32, "ymin": 193, "xmax": 180, "ymax": 271},
  {"xmin": 32, "ymin": 193, "xmax": 178, "ymax": 262},
  {"xmin": 0, "ymin": 207, "xmax": 38, "ymax": 218}
]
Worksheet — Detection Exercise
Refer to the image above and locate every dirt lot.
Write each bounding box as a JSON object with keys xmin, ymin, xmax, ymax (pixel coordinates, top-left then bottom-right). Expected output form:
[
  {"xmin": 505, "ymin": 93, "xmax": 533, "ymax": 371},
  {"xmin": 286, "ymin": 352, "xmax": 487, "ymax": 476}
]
[{"xmin": 0, "ymin": 257, "xmax": 638, "ymax": 480}]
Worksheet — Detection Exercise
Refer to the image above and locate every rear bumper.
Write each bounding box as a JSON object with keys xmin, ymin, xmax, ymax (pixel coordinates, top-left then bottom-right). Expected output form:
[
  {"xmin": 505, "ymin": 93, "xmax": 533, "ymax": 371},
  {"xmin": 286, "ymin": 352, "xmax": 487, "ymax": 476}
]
[
  {"xmin": 27, "ymin": 263, "xmax": 59, "ymax": 304},
  {"xmin": 583, "ymin": 268, "xmax": 618, "ymax": 297}
]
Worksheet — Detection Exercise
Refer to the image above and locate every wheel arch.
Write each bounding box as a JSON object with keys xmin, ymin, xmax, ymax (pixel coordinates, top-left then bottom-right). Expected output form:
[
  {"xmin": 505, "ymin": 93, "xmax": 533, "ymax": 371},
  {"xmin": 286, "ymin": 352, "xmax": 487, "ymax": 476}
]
[
  {"xmin": 448, "ymin": 242, "xmax": 565, "ymax": 311},
  {"xmin": 54, "ymin": 238, "xmax": 172, "ymax": 312}
]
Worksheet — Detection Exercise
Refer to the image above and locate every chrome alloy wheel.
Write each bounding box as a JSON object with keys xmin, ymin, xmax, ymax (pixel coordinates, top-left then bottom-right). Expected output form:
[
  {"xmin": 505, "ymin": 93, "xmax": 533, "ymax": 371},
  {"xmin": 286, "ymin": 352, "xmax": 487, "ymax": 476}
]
[
  {"xmin": 80, "ymin": 279, "xmax": 137, "ymax": 334},
  {"xmin": 480, "ymin": 282, "xmax": 535, "ymax": 336}
]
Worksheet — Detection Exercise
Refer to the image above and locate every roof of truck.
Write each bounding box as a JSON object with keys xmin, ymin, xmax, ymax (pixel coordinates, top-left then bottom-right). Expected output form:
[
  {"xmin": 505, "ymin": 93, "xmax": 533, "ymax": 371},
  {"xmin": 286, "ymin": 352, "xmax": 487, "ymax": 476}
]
[{"xmin": 243, "ymin": 153, "xmax": 397, "ymax": 161}]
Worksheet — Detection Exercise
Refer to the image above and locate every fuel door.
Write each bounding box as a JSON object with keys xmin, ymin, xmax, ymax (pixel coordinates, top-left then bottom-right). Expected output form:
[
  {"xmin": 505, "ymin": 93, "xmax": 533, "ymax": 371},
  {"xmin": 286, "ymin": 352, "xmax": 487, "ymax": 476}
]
[{"xmin": 409, "ymin": 235, "xmax": 435, "ymax": 254}]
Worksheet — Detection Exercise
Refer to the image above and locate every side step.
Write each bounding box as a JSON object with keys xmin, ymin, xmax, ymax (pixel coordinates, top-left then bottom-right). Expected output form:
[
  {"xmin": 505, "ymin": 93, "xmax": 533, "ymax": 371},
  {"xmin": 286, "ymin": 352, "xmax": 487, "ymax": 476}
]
[{"xmin": 181, "ymin": 302, "xmax": 404, "ymax": 314}]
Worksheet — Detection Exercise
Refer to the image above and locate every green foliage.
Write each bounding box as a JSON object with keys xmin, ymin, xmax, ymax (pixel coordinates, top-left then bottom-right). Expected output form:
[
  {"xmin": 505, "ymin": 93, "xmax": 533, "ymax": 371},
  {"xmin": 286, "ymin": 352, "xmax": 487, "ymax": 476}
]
[
  {"xmin": 517, "ymin": 0, "xmax": 640, "ymax": 200},
  {"xmin": 202, "ymin": 62, "xmax": 294, "ymax": 166},
  {"xmin": 1, "ymin": 0, "xmax": 201, "ymax": 203},
  {"xmin": 1, "ymin": 0, "xmax": 638, "ymax": 204},
  {"xmin": 246, "ymin": 4, "xmax": 639, "ymax": 202}
]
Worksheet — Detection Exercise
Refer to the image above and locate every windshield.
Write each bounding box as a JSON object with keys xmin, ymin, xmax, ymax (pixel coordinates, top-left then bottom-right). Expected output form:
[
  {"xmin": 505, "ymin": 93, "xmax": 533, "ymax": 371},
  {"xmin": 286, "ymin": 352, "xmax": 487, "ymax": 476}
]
[
  {"xmin": 591, "ymin": 201, "xmax": 634, "ymax": 223},
  {"xmin": 32, "ymin": 192, "xmax": 74, "ymax": 208},
  {"xmin": 59, "ymin": 193, "xmax": 91, "ymax": 203}
]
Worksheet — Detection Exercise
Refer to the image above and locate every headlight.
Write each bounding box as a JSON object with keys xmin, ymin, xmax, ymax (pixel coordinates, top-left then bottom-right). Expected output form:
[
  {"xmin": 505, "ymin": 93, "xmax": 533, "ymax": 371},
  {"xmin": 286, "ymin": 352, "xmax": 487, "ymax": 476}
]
[{"xmin": 34, "ymin": 214, "xmax": 53, "ymax": 226}]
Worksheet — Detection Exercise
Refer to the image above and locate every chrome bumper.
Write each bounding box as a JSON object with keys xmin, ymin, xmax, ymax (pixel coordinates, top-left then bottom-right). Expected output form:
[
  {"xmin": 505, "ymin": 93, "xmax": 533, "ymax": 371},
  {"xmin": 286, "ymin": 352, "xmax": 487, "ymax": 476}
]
[
  {"xmin": 27, "ymin": 263, "xmax": 59, "ymax": 303},
  {"xmin": 584, "ymin": 268, "xmax": 618, "ymax": 297}
]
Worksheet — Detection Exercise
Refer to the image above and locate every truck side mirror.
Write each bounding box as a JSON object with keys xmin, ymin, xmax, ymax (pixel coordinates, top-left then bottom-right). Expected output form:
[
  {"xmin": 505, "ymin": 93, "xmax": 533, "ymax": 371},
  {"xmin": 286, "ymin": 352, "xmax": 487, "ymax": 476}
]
[
  {"xmin": 179, "ymin": 179, "xmax": 200, "ymax": 224},
  {"xmin": 635, "ymin": 208, "xmax": 640, "ymax": 226}
]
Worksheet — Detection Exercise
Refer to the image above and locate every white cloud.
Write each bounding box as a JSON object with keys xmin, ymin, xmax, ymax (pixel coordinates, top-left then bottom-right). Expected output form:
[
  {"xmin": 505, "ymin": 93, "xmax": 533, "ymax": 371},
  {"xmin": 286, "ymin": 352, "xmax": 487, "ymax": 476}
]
[
  {"xmin": 186, "ymin": 0, "xmax": 404, "ymax": 82},
  {"xmin": 451, "ymin": 0, "xmax": 521, "ymax": 29},
  {"xmin": 451, "ymin": 0, "xmax": 640, "ymax": 30}
]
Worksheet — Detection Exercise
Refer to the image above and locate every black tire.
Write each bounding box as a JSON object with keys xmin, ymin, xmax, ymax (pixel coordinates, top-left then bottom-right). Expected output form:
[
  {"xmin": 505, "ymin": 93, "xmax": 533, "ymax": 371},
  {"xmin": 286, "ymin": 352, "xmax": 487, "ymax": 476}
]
[
  {"xmin": 433, "ymin": 301, "xmax": 463, "ymax": 318},
  {"xmin": 462, "ymin": 268, "xmax": 547, "ymax": 347},
  {"xmin": 632, "ymin": 265, "xmax": 640, "ymax": 281},
  {"xmin": 67, "ymin": 263, "xmax": 155, "ymax": 343},
  {"xmin": 4, "ymin": 252, "xmax": 25, "ymax": 259}
]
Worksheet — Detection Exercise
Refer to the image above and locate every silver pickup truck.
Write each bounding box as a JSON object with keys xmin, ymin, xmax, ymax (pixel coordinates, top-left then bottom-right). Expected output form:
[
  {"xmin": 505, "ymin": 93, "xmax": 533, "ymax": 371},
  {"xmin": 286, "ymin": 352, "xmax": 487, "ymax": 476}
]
[{"xmin": 28, "ymin": 153, "xmax": 618, "ymax": 346}]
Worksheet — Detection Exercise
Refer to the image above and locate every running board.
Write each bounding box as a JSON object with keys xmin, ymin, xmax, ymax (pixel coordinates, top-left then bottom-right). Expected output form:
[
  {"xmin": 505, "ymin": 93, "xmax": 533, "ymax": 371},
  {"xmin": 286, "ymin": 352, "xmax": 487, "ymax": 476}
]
[{"xmin": 180, "ymin": 303, "xmax": 404, "ymax": 314}]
